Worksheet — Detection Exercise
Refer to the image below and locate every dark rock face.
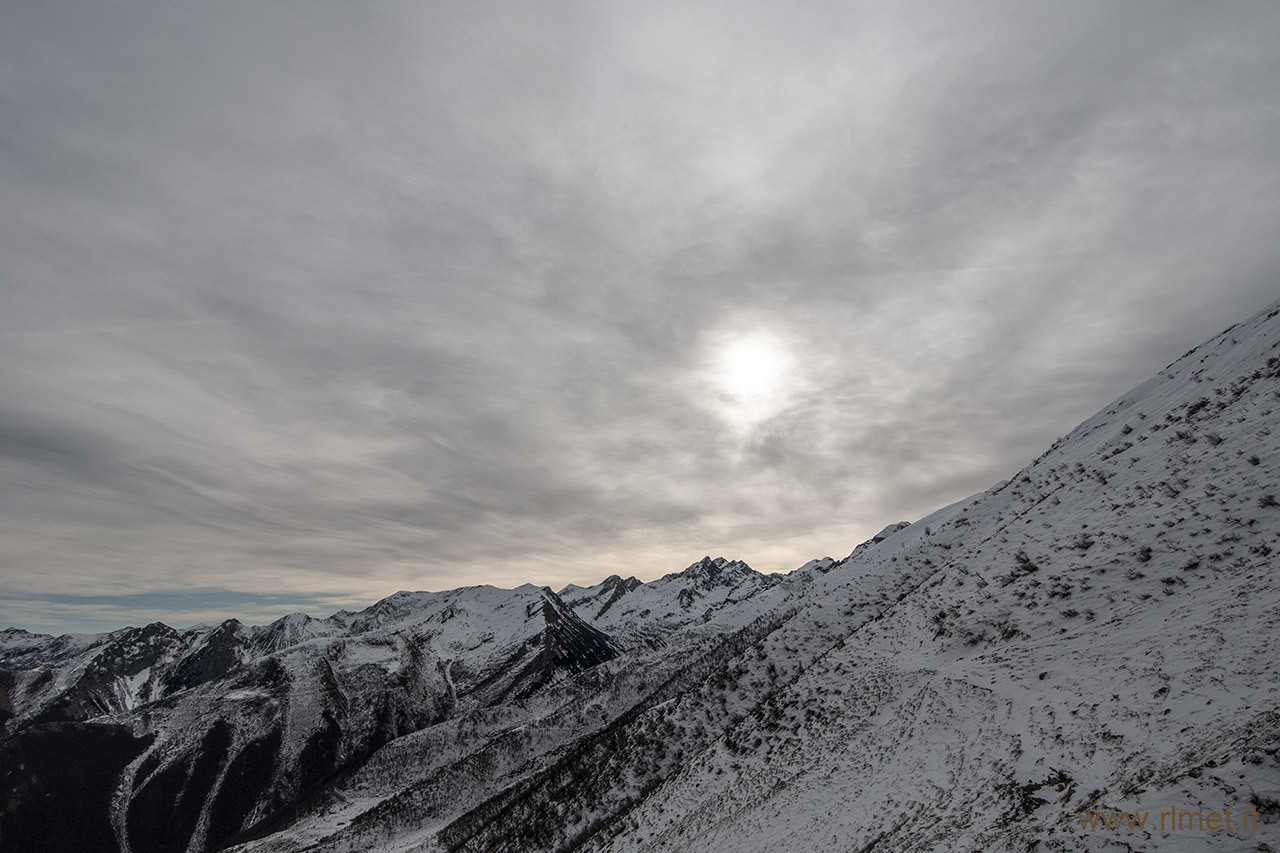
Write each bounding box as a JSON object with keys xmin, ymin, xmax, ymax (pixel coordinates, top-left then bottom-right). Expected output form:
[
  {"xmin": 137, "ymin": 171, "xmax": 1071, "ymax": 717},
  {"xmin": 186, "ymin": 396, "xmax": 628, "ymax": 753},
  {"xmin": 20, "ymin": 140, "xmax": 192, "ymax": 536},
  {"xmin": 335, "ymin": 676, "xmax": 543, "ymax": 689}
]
[
  {"xmin": 541, "ymin": 591, "xmax": 622, "ymax": 673},
  {"xmin": 22, "ymin": 623, "xmax": 185, "ymax": 724},
  {"xmin": 470, "ymin": 590, "xmax": 624, "ymax": 705},
  {"xmin": 297, "ymin": 712, "xmax": 344, "ymax": 794},
  {"xmin": 164, "ymin": 619, "xmax": 244, "ymax": 694},
  {"xmin": 497, "ymin": 591, "xmax": 621, "ymax": 700},
  {"xmin": 0, "ymin": 723, "xmax": 152, "ymax": 853},
  {"xmin": 129, "ymin": 720, "xmax": 232, "ymax": 853},
  {"xmin": 0, "ymin": 675, "xmax": 14, "ymax": 725},
  {"xmin": 206, "ymin": 727, "xmax": 283, "ymax": 846},
  {"xmin": 592, "ymin": 575, "xmax": 643, "ymax": 619}
]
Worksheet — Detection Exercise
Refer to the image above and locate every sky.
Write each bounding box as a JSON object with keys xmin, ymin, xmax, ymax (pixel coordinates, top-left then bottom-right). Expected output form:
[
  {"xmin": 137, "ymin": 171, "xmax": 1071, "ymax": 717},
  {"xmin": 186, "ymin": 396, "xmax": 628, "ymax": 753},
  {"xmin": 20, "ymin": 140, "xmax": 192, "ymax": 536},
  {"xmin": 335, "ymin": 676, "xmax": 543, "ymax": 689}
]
[{"xmin": 3, "ymin": 1, "xmax": 1280, "ymax": 635}]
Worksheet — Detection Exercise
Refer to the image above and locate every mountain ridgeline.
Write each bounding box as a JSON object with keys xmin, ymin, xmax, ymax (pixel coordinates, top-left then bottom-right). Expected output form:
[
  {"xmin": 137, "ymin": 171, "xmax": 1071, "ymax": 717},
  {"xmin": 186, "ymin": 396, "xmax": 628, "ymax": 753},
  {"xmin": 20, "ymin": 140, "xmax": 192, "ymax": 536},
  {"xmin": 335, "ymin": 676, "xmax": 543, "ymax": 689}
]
[{"xmin": 3, "ymin": 301, "xmax": 1280, "ymax": 852}]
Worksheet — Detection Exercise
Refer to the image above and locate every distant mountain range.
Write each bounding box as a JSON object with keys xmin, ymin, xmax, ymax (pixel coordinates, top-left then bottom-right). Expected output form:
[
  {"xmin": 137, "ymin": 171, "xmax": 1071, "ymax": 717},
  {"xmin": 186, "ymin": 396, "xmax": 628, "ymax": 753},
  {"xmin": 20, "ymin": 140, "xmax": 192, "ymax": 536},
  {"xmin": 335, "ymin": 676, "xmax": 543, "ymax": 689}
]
[{"xmin": 3, "ymin": 300, "xmax": 1279, "ymax": 852}]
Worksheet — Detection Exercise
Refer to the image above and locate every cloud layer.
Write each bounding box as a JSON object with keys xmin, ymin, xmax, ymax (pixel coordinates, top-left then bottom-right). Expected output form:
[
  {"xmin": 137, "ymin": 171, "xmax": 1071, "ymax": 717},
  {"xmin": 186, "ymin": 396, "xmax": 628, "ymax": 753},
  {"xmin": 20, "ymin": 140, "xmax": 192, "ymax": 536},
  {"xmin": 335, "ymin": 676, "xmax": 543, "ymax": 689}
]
[{"xmin": 3, "ymin": 1, "xmax": 1279, "ymax": 633}]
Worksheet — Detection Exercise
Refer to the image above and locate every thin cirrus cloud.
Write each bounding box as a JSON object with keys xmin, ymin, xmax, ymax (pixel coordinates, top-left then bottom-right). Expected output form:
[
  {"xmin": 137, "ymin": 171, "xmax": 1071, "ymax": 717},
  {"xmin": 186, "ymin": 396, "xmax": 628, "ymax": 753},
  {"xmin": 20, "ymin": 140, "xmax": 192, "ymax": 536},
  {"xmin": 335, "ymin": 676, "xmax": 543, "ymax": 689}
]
[{"xmin": 2, "ymin": 1, "xmax": 1279, "ymax": 634}]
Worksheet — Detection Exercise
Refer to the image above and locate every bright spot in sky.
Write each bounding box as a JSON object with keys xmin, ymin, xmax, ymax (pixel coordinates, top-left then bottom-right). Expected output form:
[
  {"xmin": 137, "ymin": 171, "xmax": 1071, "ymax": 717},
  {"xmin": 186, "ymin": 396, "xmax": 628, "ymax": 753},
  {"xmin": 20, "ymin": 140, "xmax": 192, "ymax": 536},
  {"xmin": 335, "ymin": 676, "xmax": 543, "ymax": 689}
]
[
  {"xmin": 720, "ymin": 338, "xmax": 787, "ymax": 399},
  {"xmin": 700, "ymin": 327, "xmax": 799, "ymax": 433}
]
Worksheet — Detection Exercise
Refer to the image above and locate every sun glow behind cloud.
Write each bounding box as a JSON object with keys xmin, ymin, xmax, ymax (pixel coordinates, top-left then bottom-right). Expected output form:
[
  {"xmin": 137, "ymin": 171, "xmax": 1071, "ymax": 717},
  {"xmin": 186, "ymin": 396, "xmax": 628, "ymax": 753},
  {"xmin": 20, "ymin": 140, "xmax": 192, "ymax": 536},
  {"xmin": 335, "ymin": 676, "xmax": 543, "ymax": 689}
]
[
  {"xmin": 700, "ymin": 324, "xmax": 803, "ymax": 432},
  {"xmin": 719, "ymin": 338, "xmax": 786, "ymax": 399}
]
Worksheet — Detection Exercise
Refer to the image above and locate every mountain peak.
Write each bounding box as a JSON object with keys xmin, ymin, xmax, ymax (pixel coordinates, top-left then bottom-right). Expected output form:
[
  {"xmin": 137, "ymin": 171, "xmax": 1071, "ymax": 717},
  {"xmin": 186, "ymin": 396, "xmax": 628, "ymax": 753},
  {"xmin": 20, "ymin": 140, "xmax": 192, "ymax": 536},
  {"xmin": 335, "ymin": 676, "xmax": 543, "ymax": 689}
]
[{"xmin": 678, "ymin": 555, "xmax": 755, "ymax": 584}]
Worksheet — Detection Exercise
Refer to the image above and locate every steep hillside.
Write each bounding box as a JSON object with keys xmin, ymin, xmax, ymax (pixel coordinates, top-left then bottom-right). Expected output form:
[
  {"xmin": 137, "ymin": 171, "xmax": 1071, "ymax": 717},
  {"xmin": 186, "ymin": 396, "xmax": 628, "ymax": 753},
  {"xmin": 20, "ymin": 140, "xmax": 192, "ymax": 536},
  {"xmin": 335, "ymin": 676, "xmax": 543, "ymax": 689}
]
[{"xmin": 573, "ymin": 301, "xmax": 1280, "ymax": 853}]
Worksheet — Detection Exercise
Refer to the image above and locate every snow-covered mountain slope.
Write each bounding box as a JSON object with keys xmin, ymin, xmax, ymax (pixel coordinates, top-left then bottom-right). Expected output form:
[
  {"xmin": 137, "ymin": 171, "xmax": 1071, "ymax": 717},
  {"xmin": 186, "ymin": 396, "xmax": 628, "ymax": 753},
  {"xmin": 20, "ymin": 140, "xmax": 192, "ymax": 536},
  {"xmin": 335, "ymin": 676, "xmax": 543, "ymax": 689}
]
[
  {"xmin": 2, "ymin": 299, "xmax": 1278, "ymax": 853},
  {"xmin": 0, "ymin": 583, "xmax": 638, "ymax": 853},
  {"xmin": 564, "ymin": 301, "xmax": 1280, "ymax": 853}
]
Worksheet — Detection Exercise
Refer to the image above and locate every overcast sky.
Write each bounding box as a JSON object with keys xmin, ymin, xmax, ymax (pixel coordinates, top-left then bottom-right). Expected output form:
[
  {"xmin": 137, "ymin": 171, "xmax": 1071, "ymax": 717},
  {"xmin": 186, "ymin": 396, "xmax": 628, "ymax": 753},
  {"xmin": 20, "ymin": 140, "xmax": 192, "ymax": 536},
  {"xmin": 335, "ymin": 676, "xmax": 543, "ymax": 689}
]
[{"xmin": 3, "ymin": 1, "xmax": 1279, "ymax": 634}]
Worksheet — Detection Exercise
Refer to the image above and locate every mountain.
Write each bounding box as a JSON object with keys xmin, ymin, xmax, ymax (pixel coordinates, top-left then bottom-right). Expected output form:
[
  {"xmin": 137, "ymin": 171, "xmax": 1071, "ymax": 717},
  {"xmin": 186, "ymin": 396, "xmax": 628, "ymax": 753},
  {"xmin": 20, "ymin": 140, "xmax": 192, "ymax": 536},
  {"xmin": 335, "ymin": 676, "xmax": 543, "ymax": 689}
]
[{"xmin": 3, "ymin": 300, "xmax": 1279, "ymax": 853}]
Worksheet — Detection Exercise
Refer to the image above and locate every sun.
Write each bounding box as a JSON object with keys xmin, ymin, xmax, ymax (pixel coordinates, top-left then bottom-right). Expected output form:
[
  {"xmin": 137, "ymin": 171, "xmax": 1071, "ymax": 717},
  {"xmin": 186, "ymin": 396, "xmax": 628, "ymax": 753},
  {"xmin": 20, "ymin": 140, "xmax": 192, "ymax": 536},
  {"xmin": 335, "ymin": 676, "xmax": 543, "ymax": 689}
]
[
  {"xmin": 719, "ymin": 338, "xmax": 787, "ymax": 400},
  {"xmin": 696, "ymin": 321, "xmax": 801, "ymax": 432}
]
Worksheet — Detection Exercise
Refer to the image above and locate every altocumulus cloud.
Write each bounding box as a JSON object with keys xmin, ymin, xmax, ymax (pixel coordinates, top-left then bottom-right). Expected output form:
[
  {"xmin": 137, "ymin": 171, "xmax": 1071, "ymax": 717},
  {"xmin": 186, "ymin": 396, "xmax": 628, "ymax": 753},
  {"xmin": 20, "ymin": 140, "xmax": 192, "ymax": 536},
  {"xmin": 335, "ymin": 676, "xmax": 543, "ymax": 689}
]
[{"xmin": 2, "ymin": 0, "xmax": 1279, "ymax": 633}]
